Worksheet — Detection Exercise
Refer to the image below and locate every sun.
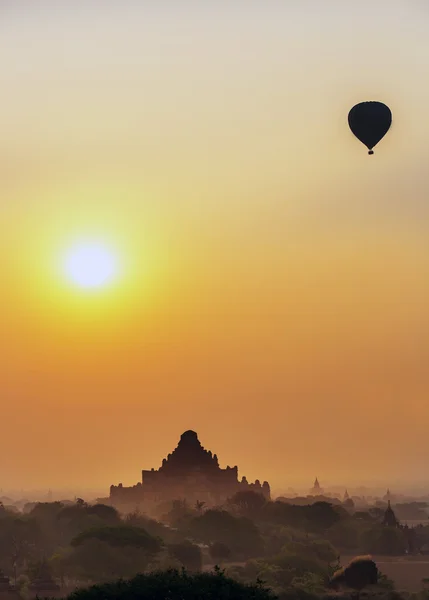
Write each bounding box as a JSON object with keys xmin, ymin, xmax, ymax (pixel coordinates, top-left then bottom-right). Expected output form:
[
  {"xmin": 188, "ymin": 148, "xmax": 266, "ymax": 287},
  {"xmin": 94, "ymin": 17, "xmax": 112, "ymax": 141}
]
[{"xmin": 63, "ymin": 242, "xmax": 118, "ymax": 289}]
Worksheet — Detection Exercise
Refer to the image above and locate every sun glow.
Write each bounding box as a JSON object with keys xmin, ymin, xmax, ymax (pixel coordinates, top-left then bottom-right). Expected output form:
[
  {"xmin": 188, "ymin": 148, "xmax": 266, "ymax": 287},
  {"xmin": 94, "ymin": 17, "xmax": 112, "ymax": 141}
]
[{"xmin": 63, "ymin": 242, "xmax": 118, "ymax": 289}]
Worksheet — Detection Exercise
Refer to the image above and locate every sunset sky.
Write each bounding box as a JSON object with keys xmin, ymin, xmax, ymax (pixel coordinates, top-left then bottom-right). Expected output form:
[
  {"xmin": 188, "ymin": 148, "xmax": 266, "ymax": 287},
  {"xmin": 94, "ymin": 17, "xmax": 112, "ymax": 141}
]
[{"xmin": 2, "ymin": 1, "xmax": 429, "ymax": 494}]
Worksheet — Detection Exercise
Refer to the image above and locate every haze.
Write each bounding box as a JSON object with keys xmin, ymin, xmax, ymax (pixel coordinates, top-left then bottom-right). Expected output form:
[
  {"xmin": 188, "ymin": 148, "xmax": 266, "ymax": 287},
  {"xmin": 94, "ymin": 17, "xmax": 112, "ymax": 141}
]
[{"xmin": 1, "ymin": 0, "xmax": 429, "ymax": 493}]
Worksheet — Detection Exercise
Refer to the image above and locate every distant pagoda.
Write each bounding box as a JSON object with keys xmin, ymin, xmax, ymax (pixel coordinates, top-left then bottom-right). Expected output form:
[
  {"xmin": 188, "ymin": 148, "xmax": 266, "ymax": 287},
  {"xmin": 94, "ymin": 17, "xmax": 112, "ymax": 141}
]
[
  {"xmin": 382, "ymin": 500, "xmax": 399, "ymax": 527},
  {"xmin": 383, "ymin": 488, "xmax": 393, "ymax": 502},
  {"xmin": 310, "ymin": 477, "xmax": 324, "ymax": 496}
]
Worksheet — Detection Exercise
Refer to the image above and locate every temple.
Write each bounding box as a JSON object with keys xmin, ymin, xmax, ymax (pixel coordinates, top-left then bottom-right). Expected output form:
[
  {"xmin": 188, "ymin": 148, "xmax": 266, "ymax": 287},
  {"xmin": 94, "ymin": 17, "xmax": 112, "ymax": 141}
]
[
  {"xmin": 381, "ymin": 501, "xmax": 418, "ymax": 553},
  {"xmin": 383, "ymin": 488, "xmax": 393, "ymax": 502},
  {"xmin": 110, "ymin": 430, "xmax": 270, "ymax": 511},
  {"xmin": 382, "ymin": 500, "xmax": 399, "ymax": 528},
  {"xmin": 310, "ymin": 477, "xmax": 323, "ymax": 496}
]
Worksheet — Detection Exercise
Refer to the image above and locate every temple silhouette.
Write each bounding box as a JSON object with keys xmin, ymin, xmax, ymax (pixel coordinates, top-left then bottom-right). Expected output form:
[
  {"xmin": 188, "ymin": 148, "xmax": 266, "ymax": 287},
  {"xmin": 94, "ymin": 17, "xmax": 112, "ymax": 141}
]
[
  {"xmin": 110, "ymin": 430, "xmax": 270, "ymax": 510},
  {"xmin": 310, "ymin": 477, "xmax": 323, "ymax": 496}
]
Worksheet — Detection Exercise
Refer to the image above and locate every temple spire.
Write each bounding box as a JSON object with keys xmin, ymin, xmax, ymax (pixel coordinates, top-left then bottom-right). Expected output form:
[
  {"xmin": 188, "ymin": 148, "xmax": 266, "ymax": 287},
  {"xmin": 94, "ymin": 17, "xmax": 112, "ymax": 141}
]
[
  {"xmin": 310, "ymin": 477, "xmax": 323, "ymax": 496},
  {"xmin": 382, "ymin": 498, "xmax": 399, "ymax": 527}
]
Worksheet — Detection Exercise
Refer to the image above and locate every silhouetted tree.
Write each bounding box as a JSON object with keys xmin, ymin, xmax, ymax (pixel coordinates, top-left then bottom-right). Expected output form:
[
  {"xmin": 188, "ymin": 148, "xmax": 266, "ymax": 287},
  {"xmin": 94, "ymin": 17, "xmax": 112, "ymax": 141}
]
[
  {"xmin": 353, "ymin": 511, "xmax": 374, "ymax": 522},
  {"xmin": 125, "ymin": 511, "xmax": 181, "ymax": 544},
  {"xmin": 329, "ymin": 555, "xmax": 378, "ymax": 592},
  {"xmin": 85, "ymin": 504, "xmax": 120, "ymax": 524},
  {"xmin": 229, "ymin": 491, "xmax": 267, "ymax": 517},
  {"xmin": 168, "ymin": 541, "xmax": 202, "ymax": 572},
  {"xmin": 71, "ymin": 525, "xmax": 162, "ymax": 554},
  {"xmin": 360, "ymin": 525, "xmax": 406, "ymax": 556},
  {"xmin": 66, "ymin": 568, "xmax": 276, "ymax": 600},
  {"xmin": 186, "ymin": 510, "xmax": 264, "ymax": 560},
  {"xmin": 59, "ymin": 527, "xmax": 162, "ymax": 584},
  {"xmin": 209, "ymin": 541, "xmax": 231, "ymax": 563},
  {"xmin": 164, "ymin": 500, "xmax": 195, "ymax": 528},
  {"xmin": 0, "ymin": 516, "xmax": 42, "ymax": 575},
  {"xmin": 303, "ymin": 502, "xmax": 343, "ymax": 532},
  {"xmin": 326, "ymin": 519, "xmax": 360, "ymax": 552},
  {"xmin": 57, "ymin": 502, "xmax": 122, "ymax": 543},
  {"xmin": 27, "ymin": 558, "xmax": 57, "ymax": 588},
  {"xmin": 59, "ymin": 539, "xmax": 155, "ymax": 583}
]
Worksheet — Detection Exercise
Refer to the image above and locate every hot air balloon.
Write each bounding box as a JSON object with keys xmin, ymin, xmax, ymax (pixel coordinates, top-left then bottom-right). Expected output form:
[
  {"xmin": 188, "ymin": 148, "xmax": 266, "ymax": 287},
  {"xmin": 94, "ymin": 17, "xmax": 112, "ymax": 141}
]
[{"xmin": 348, "ymin": 101, "xmax": 392, "ymax": 155}]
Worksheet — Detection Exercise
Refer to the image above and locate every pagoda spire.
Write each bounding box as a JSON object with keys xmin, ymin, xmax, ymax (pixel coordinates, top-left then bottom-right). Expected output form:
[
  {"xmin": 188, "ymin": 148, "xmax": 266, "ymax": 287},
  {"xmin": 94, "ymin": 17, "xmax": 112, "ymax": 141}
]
[
  {"xmin": 310, "ymin": 477, "xmax": 323, "ymax": 496},
  {"xmin": 382, "ymin": 498, "xmax": 399, "ymax": 527}
]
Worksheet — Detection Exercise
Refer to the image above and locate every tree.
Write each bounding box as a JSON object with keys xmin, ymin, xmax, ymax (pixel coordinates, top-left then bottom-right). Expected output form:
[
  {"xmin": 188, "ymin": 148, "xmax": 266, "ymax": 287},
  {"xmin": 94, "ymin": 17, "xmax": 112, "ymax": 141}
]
[
  {"xmin": 0, "ymin": 516, "xmax": 42, "ymax": 576},
  {"xmin": 168, "ymin": 542, "xmax": 203, "ymax": 572},
  {"xmin": 360, "ymin": 525, "xmax": 406, "ymax": 556},
  {"xmin": 262, "ymin": 502, "xmax": 306, "ymax": 531},
  {"xmin": 237, "ymin": 545, "xmax": 333, "ymax": 597},
  {"xmin": 329, "ymin": 555, "xmax": 378, "ymax": 592},
  {"xmin": 195, "ymin": 501, "xmax": 206, "ymax": 514},
  {"xmin": 85, "ymin": 505, "xmax": 120, "ymax": 525},
  {"xmin": 71, "ymin": 525, "xmax": 162, "ymax": 554},
  {"xmin": 229, "ymin": 491, "xmax": 267, "ymax": 517},
  {"xmin": 186, "ymin": 510, "xmax": 264, "ymax": 560},
  {"xmin": 124, "ymin": 512, "xmax": 178, "ymax": 544},
  {"xmin": 61, "ymin": 538, "xmax": 157, "ymax": 583},
  {"xmin": 353, "ymin": 511, "xmax": 374, "ymax": 522},
  {"xmin": 66, "ymin": 568, "xmax": 276, "ymax": 600},
  {"xmin": 368, "ymin": 507, "xmax": 385, "ymax": 520},
  {"xmin": 57, "ymin": 502, "xmax": 123, "ymax": 544},
  {"xmin": 27, "ymin": 558, "xmax": 58, "ymax": 590},
  {"xmin": 326, "ymin": 519, "xmax": 360, "ymax": 552},
  {"xmin": 209, "ymin": 541, "xmax": 231, "ymax": 563},
  {"xmin": 63, "ymin": 525, "xmax": 164, "ymax": 583},
  {"xmin": 50, "ymin": 547, "xmax": 73, "ymax": 587},
  {"xmin": 272, "ymin": 539, "xmax": 338, "ymax": 582},
  {"xmin": 164, "ymin": 500, "xmax": 195, "ymax": 528},
  {"xmin": 27, "ymin": 559, "xmax": 54, "ymax": 581},
  {"xmin": 27, "ymin": 502, "xmax": 66, "ymax": 554},
  {"xmin": 303, "ymin": 502, "xmax": 343, "ymax": 532}
]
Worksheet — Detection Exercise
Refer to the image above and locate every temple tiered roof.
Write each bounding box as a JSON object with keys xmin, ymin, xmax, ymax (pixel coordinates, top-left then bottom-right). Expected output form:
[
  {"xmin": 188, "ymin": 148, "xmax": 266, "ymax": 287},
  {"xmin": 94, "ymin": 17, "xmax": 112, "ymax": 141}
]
[{"xmin": 159, "ymin": 430, "xmax": 221, "ymax": 475}]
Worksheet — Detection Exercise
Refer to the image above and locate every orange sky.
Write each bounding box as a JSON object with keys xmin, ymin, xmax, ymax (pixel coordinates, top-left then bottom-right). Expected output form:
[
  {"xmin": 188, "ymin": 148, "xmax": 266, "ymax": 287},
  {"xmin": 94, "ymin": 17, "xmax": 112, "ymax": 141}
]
[{"xmin": 1, "ymin": 1, "xmax": 429, "ymax": 494}]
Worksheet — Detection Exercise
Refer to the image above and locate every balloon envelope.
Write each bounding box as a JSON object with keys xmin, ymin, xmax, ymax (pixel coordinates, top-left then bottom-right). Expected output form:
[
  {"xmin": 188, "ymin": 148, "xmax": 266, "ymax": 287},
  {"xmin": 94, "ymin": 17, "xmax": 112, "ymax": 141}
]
[{"xmin": 348, "ymin": 102, "xmax": 392, "ymax": 154}]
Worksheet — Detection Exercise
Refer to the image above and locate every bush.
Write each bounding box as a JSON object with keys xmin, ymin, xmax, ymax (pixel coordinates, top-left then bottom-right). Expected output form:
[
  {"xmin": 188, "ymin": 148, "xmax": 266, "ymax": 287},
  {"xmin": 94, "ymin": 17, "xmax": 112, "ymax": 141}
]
[
  {"xmin": 66, "ymin": 568, "xmax": 277, "ymax": 600},
  {"xmin": 330, "ymin": 555, "xmax": 378, "ymax": 591}
]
